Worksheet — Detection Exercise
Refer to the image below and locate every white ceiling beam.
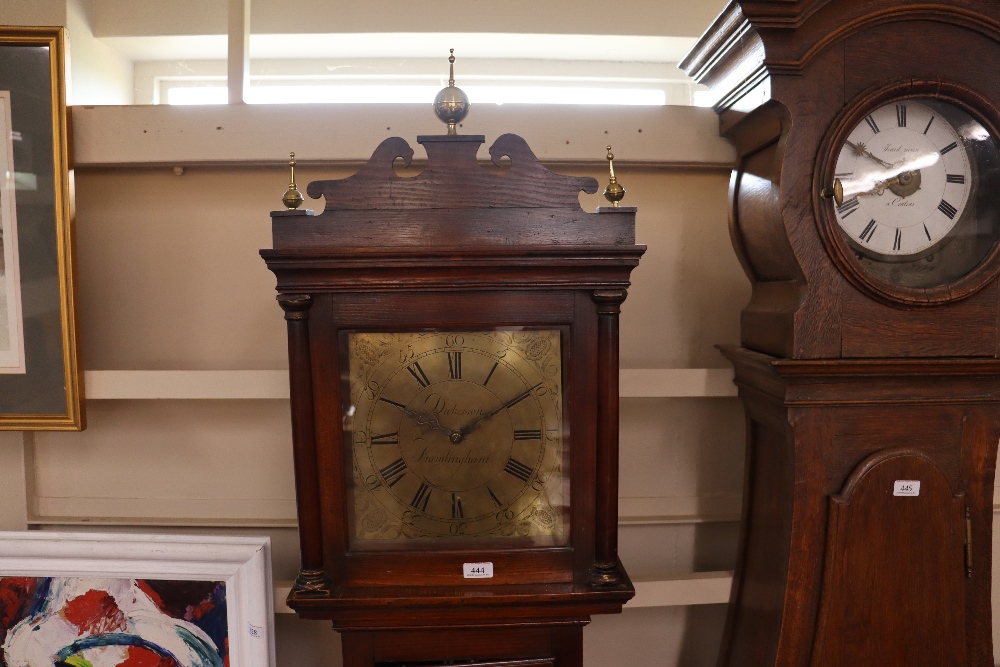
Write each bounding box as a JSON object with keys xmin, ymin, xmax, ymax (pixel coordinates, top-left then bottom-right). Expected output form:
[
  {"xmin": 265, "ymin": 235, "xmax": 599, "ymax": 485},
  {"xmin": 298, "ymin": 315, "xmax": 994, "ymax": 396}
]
[
  {"xmin": 85, "ymin": 0, "xmax": 727, "ymax": 39},
  {"xmin": 228, "ymin": 0, "xmax": 250, "ymax": 104}
]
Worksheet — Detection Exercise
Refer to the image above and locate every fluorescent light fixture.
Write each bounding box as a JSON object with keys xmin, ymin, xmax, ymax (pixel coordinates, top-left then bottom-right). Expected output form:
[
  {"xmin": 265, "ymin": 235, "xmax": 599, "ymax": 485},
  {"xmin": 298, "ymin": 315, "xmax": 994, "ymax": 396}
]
[
  {"xmin": 245, "ymin": 84, "xmax": 666, "ymax": 105},
  {"xmin": 166, "ymin": 83, "xmax": 667, "ymax": 106},
  {"xmin": 166, "ymin": 86, "xmax": 228, "ymax": 105},
  {"xmin": 104, "ymin": 33, "xmax": 698, "ymax": 64}
]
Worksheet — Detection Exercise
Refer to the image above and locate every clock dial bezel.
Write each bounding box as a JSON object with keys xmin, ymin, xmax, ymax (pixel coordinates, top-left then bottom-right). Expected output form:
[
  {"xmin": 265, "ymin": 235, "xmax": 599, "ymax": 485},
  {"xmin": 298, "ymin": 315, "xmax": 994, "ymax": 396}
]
[
  {"xmin": 341, "ymin": 327, "xmax": 570, "ymax": 552},
  {"xmin": 815, "ymin": 80, "xmax": 1000, "ymax": 306}
]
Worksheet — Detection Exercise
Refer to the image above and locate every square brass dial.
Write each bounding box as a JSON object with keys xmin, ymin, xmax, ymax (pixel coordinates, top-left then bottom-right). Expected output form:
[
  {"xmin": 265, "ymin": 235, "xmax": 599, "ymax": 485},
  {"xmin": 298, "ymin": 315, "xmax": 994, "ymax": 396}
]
[{"xmin": 344, "ymin": 330, "xmax": 567, "ymax": 547}]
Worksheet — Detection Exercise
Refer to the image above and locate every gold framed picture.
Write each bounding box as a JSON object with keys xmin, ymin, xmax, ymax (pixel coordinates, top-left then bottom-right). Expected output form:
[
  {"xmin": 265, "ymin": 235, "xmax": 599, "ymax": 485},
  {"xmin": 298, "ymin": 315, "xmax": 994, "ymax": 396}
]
[{"xmin": 0, "ymin": 27, "xmax": 83, "ymax": 429}]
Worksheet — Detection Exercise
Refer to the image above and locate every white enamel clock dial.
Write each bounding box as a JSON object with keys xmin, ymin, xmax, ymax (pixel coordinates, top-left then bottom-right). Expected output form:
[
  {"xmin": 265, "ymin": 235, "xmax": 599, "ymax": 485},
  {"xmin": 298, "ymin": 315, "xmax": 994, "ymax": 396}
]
[{"xmin": 833, "ymin": 100, "xmax": 972, "ymax": 257}]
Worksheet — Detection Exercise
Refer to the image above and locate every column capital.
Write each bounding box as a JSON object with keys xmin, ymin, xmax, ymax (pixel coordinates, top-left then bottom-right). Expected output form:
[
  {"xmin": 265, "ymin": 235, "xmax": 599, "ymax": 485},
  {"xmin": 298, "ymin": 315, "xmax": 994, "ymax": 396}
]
[
  {"xmin": 277, "ymin": 293, "xmax": 312, "ymax": 320},
  {"xmin": 592, "ymin": 289, "xmax": 628, "ymax": 314}
]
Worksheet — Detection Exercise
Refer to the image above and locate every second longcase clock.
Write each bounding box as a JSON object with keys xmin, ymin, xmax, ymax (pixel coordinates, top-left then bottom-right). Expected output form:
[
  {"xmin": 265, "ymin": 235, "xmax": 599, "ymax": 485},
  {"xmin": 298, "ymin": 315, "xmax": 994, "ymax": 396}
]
[{"xmin": 683, "ymin": 0, "xmax": 1000, "ymax": 665}]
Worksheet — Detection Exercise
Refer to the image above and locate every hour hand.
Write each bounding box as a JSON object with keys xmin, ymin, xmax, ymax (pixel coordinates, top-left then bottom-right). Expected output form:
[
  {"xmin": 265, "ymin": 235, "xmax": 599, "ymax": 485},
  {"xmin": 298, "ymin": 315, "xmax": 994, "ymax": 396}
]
[{"xmin": 399, "ymin": 405, "xmax": 459, "ymax": 438}]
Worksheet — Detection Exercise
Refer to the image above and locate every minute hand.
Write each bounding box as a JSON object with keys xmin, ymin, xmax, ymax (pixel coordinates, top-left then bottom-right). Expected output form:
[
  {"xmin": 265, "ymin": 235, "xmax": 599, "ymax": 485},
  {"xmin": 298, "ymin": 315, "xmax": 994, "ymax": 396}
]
[{"xmin": 459, "ymin": 383, "xmax": 543, "ymax": 438}]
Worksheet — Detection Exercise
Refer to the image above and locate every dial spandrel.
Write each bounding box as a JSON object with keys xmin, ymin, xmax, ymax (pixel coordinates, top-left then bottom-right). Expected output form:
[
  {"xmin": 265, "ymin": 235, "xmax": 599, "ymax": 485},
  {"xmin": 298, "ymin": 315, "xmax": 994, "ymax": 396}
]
[
  {"xmin": 344, "ymin": 330, "xmax": 566, "ymax": 547},
  {"xmin": 827, "ymin": 97, "xmax": 1000, "ymax": 291}
]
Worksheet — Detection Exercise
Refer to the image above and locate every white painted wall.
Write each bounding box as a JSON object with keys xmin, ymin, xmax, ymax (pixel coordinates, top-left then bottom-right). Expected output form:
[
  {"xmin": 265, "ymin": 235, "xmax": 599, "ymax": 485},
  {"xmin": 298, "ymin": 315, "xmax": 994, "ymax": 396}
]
[
  {"xmin": 66, "ymin": 0, "xmax": 133, "ymax": 104},
  {"xmin": 0, "ymin": 0, "xmax": 66, "ymax": 27}
]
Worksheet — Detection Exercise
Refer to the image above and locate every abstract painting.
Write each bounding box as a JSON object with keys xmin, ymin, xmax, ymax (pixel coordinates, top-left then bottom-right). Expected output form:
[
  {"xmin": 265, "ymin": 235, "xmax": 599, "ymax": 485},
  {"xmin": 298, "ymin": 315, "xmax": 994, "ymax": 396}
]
[
  {"xmin": 0, "ymin": 533, "xmax": 273, "ymax": 667},
  {"xmin": 0, "ymin": 577, "xmax": 228, "ymax": 667},
  {"xmin": 0, "ymin": 89, "xmax": 25, "ymax": 374}
]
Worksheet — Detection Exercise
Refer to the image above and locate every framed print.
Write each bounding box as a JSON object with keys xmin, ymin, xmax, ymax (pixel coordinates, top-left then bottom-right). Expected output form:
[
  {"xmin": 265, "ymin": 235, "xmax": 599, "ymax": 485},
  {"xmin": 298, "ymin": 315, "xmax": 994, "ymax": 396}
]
[
  {"xmin": 0, "ymin": 90, "xmax": 24, "ymax": 374},
  {"xmin": 0, "ymin": 27, "xmax": 83, "ymax": 429},
  {"xmin": 0, "ymin": 532, "xmax": 275, "ymax": 667}
]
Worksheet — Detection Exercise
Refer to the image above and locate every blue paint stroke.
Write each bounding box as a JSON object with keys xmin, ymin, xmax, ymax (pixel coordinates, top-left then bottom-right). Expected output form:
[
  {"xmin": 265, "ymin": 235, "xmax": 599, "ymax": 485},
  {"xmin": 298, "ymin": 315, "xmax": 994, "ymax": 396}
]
[{"xmin": 51, "ymin": 630, "xmax": 222, "ymax": 667}]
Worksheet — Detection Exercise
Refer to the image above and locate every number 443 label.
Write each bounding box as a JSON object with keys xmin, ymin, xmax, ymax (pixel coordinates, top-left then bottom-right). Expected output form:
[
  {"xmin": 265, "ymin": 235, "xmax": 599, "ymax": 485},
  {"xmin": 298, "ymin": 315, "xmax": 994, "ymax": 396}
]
[
  {"xmin": 893, "ymin": 480, "xmax": 921, "ymax": 497},
  {"xmin": 463, "ymin": 562, "xmax": 494, "ymax": 578}
]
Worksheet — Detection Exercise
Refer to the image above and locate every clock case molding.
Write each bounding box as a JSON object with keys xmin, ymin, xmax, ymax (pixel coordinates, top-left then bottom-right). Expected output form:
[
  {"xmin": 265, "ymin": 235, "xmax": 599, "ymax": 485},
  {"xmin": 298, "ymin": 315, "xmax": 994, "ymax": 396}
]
[
  {"xmin": 683, "ymin": 1, "xmax": 1000, "ymax": 666},
  {"xmin": 261, "ymin": 133, "xmax": 643, "ymax": 667}
]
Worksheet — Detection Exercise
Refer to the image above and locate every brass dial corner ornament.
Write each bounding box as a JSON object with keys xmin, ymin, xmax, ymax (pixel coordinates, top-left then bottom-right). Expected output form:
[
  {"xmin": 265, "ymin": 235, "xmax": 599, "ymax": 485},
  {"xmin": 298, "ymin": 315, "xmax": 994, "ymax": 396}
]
[
  {"xmin": 819, "ymin": 92, "xmax": 1000, "ymax": 300},
  {"xmin": 344, "ymin": 330, "xmax": 566, "ymax": 546},
  {"xmin": 603, "ymin": 145, "xmax": 625, "ymax": 207}
]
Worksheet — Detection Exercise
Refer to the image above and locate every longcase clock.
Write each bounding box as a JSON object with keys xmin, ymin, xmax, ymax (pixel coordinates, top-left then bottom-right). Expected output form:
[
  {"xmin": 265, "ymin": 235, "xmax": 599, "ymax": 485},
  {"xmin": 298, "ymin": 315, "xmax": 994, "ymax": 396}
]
[
  {"xmin": 682, "ymin": 1, "xmax": 1000, "ymax": 665},
  {"xmin": 261, "ymin": 132, "xmax": 642, "ymax": 667}
]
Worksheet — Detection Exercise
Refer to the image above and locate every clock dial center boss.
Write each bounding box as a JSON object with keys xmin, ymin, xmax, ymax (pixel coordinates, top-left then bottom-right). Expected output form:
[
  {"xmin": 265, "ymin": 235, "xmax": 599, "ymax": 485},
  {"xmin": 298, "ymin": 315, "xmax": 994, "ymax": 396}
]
[{"xmin": 345, "ymin": 330, "xmax": 565, "ymax": 541}]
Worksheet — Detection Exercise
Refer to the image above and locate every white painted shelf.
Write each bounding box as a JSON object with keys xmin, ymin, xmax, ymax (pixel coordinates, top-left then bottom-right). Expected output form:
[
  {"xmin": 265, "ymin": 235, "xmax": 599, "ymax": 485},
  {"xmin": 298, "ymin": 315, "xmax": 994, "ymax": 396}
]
[
  {"xmin": 83, "ymin": 369, "xmax": 737, "ymax": 400},
  {"xmin": 70, "ymin": 104, "xmax": 736, "ymax": 169},
  {"xmin": 271, "ymin": 571, "xmax": 734, "ymax": 613}
]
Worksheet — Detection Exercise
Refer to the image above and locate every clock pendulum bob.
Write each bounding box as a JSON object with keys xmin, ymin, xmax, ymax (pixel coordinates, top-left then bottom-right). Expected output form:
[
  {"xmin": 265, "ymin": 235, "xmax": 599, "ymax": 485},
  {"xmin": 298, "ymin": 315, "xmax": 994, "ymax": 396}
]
[
  {"xmin": 683, "ymin": 1, "xmax": 1000, "ymax": 665},
  {"xmin": 262, "ymin": 131, "xmax": 643, "ymax": 667}
]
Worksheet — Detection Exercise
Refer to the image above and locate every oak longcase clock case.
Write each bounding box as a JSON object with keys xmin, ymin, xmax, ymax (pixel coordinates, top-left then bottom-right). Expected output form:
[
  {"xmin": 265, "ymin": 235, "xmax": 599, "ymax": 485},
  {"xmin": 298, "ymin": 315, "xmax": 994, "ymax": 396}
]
[
  {"xmin": 261, "ymin": 133, "xmax": 642, "ymax": 667},
  {"xmin": 683, "ymin": 1, "xmax": 1000, "ymax": 665}
]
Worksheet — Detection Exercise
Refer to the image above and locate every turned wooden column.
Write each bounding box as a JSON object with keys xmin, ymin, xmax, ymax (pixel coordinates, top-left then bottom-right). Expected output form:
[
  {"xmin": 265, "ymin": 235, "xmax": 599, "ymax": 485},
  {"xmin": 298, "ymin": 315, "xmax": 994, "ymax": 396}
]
[
  {"xmin": 277, "ymin": 293, "xmax": 330, "ymax": 594},
  {"xmin": 591, "ymin": 288, "xmax": 627, "ymax": 585}
]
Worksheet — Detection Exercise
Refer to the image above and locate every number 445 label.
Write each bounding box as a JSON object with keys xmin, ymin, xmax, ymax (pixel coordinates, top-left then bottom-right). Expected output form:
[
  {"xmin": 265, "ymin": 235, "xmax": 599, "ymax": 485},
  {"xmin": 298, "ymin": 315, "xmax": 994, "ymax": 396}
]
[
  {"xmin": 463, "ymin": 562, "xmax": 494, "ymax": 578},
  {"xmin": 893, "ymin": 480, "xmax": 921, "ymax": 497}
]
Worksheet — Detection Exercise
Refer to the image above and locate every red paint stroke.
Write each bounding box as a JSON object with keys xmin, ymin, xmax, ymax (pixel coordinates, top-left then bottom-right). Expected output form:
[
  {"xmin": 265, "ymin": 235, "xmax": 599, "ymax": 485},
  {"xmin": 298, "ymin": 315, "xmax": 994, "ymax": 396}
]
[
  {"xmin": 136, "ymin": 580, "xmax": 219, "ymax": 620},
  {"xmin": 0, "ymin": 578, "xmax": 39, "ymax": 628},
  {"xmin": 135, "ymin": 580, "xmax": 164, "ymax": 611},
  {"xmin": 117, "ymin": 644, "xmax": 176, "ymax": 667},
  {"xmin": 184, "ymin": 595, "xmax": 217, "ymax": 622},
  {"xmin": 62, "ymin": 589, "xmax": 127, "ymax": 635}
]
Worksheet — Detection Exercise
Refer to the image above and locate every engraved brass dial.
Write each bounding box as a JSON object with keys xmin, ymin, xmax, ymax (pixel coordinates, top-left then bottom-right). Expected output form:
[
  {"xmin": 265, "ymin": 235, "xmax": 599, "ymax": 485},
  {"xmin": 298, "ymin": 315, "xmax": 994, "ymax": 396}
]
[{"xmin": 345, "ymin": 330, "xmax": 566, "ymax": 545}]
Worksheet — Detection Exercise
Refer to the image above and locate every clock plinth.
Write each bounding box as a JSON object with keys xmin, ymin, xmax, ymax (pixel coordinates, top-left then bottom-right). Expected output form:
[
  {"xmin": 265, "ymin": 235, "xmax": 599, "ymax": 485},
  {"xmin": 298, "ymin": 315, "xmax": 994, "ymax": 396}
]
[
  {"xmin": 263, "ymin": 133, "xmax": 642, "ymax": 667},
  {"xmin": 684, "ymin": 0, "xmax": 1000, "ymax": 664}
]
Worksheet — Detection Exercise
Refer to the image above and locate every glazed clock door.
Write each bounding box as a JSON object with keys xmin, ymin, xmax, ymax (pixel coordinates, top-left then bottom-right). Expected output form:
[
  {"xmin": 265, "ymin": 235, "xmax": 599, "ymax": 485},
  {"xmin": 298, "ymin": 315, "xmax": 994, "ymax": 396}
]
[
  {"xmin": 832, "ymin": 101, "xmax": 973, "ymax": 259},
  {"xmin": 344, "ymin": 330, "xmax": 567, "ymax": 547},
  {"xmin": 822, "ymin": 93, "xmax": 1000, "ymax": 301}
]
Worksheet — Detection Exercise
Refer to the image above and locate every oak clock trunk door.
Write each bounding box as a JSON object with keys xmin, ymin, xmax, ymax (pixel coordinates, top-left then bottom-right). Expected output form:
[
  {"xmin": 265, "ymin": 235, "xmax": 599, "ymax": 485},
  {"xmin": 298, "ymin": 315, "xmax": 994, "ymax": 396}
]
[{"xmin": 811, "ymin": 452, "xmax": 967, "ymax": 666}]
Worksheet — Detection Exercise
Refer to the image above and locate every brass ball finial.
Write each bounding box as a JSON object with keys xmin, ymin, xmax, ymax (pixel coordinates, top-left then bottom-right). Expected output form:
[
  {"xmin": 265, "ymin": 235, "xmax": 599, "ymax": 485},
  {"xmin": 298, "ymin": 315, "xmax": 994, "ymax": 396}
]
[
  {"xmin": 282, "ymin": 152, "xmax": 305, "ymax": 210},
  {"xmin": 433, "ymin": 48, "xmax": 469, "ymax": 135},
  {"xmin": 603, "ymin": 145, "xmax": 625, "ymax": 207}
]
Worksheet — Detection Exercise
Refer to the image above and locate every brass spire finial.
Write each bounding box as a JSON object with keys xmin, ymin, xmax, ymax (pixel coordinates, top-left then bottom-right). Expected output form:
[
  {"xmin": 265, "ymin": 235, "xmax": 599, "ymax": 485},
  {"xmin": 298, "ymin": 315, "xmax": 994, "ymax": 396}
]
[
  {"xmin": 433, "ymin": 49, "xmax": 470, "ymax": 135},
  {"xmin": 603, "ymin": 145, "xmax": 625, "ymax": 207},
  {"xmin": 282, "ymin": 152, "xmax": 304, "ymax": 210}
]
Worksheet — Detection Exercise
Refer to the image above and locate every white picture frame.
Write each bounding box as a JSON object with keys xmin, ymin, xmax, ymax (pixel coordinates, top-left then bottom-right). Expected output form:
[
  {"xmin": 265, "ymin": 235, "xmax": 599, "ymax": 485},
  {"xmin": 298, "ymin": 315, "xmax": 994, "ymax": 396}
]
[
  {"xmin": 0, "ymin": 90, "xmax": 25, "ymax": 374},
  {"xmin": 0, "ymin": 532, "xmax": 275, "ymax": 667}
]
